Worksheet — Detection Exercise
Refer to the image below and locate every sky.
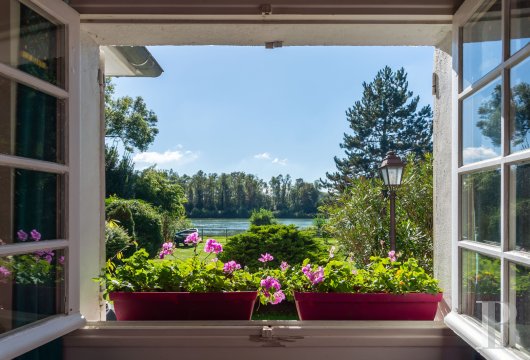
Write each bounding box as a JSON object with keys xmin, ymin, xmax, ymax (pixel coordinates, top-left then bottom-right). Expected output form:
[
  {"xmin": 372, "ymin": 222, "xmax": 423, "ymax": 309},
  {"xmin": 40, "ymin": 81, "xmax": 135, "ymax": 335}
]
[{"xmin": 112, "ymin": 46, "xmax": 435, "ymax": 182}]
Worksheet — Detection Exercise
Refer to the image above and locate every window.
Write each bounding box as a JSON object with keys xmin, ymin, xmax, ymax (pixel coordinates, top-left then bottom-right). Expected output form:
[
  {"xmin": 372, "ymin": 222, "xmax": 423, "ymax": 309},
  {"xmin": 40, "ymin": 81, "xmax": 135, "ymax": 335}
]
[
  {"xmin": 452, "ymin": 0, "xmax": 530, "ymax": 357},
  {"xmin": 0, "ymin": 0, "xmax": 82, "ymax": 358}
]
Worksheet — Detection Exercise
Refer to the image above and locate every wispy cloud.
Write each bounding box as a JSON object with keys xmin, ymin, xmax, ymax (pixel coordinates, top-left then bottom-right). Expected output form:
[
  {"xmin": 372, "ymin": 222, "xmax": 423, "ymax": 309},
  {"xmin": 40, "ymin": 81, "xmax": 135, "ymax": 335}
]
[
  {"xmin": 272, "ymin": 158, "xmax": 288, "ymax": 166},
  {"xmin": 254, "ymin": 152, "xmax": 272, "ymax": 160},
  {"xmin": 463, "ymin": 146, "xmax": 498, "ymax": 163},
  {"xmin": 133, "ymin": 148, "xmax": 199, "ymax": 169}
]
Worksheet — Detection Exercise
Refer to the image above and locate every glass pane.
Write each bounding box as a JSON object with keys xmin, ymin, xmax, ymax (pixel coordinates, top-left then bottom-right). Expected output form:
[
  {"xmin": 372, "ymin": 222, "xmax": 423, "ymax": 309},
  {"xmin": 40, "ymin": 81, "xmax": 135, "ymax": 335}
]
[
  {"xmin": 462, "ymin": 78, "xmax": 502, "ymax": 165},
  {"xmin": 0, "ymin": 75, "xmax": 65, "ymax": 163},
  {"xmin": 510, "ymin": 163, "xmax": 530, "ymax": 252},
  {"xmin": 461, "ymin": 250, "xmax": 501, "ymax": 332},
  {"xmin": 0, "ymin": 167, "xmax": 64, "ymax": 245},
  {"xmin": 0, "ymin": 250, "xmax": 65, "ymax": 335},
  {"xmin": 510, "ymin": 57, "xmax": 530, "ymax": 153},
  {"xmin": 0, "ymin": 2, "xmax": 64, "ymax": 87},
  {"xmin": 462, "ymin": 0, "xmax": 502, "ymax": 88},
  {"xmin": 510, "ymin": 263, "xmax": 530, "ymax": 354},
  {"xmin": 461, "ymin": 169, "xmax": 501, "ymax": 245},
  {"xmin": 511, "ymin": 0, "xmax": 530, "ymax": 55}
]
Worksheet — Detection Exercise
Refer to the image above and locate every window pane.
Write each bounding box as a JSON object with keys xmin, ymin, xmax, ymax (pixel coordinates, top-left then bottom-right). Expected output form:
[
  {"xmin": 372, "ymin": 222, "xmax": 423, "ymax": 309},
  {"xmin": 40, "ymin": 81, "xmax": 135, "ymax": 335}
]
[
  {"xmin": 0, "ymin": 167, "xmax": 64, "ymax": 245},
  {"xmin": 0, "ymin": 2, "xmax": 64, "ymax": 87},
  {"xmin": 461, "ymin": 250, "xmax": 501, "ymax": 331},
  {"xmin": 0, "ymin": 75, "xmax": 65, "ymax": 163},
  {"xmin": 510, "ymin": 263, "xmax": 530, "ymax": 354},
  {"xmin": 510, "ymin": 162, "xmax": 530, "ymax": 252},
  {"xmin": 461, "ymin": 169, "xmax": 501, "ymax": 245},
  {"xmin": 510, "ymin": 57, "xmax": 530, "ymax": 154},
  {"xmin": 511, "ymin": 0, "xmax": 530, "ymax": 55},
  {"xmin": 0, "ymin": 250, "xmax": 65, "ymax": 335},
  {"xmin": 462, "ymin": 0, "xmax": 502, "ymax": 88},
  {"xmin": 462, "ymin": 78, "xmax": 502, "ymax": 165}
]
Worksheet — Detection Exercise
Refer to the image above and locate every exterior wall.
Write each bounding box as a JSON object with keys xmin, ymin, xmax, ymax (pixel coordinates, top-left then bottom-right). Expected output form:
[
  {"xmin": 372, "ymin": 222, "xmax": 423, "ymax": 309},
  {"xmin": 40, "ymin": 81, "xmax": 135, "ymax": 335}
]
[
  {"xmin": 79, "ymin": 31, "xmax": 105, "ymax": 321},
  {"xmin": 63, "ymin": 322, "xmax": 474, "ymax": 360},
  {"xmin": 432, "ymin": 32, "xmax": 453, "ymax": 312}
]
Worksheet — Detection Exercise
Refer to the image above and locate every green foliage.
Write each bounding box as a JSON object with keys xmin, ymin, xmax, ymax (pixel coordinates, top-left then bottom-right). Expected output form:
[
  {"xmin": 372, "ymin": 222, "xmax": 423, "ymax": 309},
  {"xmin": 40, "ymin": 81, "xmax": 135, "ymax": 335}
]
[
  {"xmin": 10, "ymin": 256, "xmax": 56, "ymax": 285},
  {"xmin": 286, "ymin": 257, "xmax": 441, "ymax": 295},
  {"xmin": 220, "ymin": 224, "xmax": 324, "ymax": 271},
  {"xmin": 249, "ymin": 208, "xmax": 277, "ymax": 226},
  {"xmin": 105, "ymin": 145, "xmax": 136, "ymax": 199},
  {"xmin": 105, "ymin": 221, "xmax": 134, "ymax": 260},
  {"xmin": 105, "ymin": 197, "xmax": 163, "ymax": 257},
  {"xmin": 105, "ymin": 78, "xmax": 158, "ymax": 153},
  {"xmin": 324, "ymin": 66, "xmax": 433, "ymax": 191},
  {"xmin": 322, "ymin": 154, "xmax": 433, "ymax": 273},
  {"xmin": 135, "ymin": 168, "xmax": 186, "ymax": 217}
]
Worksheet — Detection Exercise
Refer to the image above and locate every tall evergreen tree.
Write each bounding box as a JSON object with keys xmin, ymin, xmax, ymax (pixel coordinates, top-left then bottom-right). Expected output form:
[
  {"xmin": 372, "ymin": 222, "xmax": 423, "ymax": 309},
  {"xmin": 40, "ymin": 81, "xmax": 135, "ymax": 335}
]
[{"xmin": 324, "ymin": 66, "xmax": 433, "ymax": 192}]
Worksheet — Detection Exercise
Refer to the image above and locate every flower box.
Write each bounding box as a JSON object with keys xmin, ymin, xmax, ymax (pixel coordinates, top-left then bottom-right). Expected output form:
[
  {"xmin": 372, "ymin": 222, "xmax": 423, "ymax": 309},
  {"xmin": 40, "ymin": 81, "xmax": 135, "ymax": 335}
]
[
  {"xmin": 294, "ymin": 292, "xmax": 443, "ymax": 320},
  {"xmin": 110, "ymin": 291, "xmax": 258, "ymax": 320}
]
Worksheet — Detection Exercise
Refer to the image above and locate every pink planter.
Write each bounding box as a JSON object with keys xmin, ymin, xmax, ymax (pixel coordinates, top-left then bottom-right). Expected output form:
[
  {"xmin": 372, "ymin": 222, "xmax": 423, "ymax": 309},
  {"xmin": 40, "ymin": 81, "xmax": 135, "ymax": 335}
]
[
  {"xmin": 294, "ymin": 292, "xmax": 443, "ymax": 320},
  {"xmin": 109, "ymin": 291, "xmax": 258, "ymax": 320}
]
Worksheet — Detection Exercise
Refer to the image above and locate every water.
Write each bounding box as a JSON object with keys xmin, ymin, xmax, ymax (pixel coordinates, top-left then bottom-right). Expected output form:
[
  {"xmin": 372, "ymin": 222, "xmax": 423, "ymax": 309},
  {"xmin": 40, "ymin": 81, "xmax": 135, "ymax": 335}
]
[{"xmin": 190, "ymin": 218, "xmax": 314, "ymax": 236}]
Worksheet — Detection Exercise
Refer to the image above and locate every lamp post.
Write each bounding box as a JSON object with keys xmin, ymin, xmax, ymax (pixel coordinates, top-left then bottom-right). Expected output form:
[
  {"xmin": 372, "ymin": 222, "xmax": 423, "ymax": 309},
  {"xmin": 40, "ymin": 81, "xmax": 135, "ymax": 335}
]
[{"xmin": 379, "ymin": 151, "xmax": 405, "ymax": 252}]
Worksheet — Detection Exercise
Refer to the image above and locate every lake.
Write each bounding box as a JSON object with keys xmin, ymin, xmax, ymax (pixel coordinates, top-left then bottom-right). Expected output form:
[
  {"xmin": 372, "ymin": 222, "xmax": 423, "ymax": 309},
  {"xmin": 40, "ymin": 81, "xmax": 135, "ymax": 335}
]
[{"xmin": 190, "ymin": 218, "xmax": 314, "ymax": 236}]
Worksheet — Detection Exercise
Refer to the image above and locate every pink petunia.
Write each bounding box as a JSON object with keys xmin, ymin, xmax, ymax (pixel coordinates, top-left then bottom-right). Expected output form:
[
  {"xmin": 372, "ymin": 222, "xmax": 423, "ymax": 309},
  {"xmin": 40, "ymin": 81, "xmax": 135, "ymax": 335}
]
[
  {"xmin": 223, "ymin": 260, "xmax": 241, "ymax": 274},
  {"xmin": 184, "ymin": 232, "xmax": 201, "ymax": 245},
  {"xmin": 271, "ymin": 290, "xmax": 286, "ymax": 305},
  {"xmin": 204, "ymin": 239, "xmax": 223, "ymax": 254},
  {"xmin": 30, "ymin": 229, "xmax": 41, "ymax": 241},
  {"xmin": 280, "ymin": 261, "xmax": 290, "ymax": 271},
  {"xmin": 158, "ymin": 241, "xmax": 175, "ymax": 259},
  {"xmin": 17, "ymin": 230, "xmax": 28, "ymax": 241},
  {"xmin": 302, "ymin": 264, "xmax": 324, "ymax": 285},
  {"xmin": 388, "ymin": 250, "xmax": 397, "ymax": 262},
  {"xmin": 258, "ymin": 253, "xmax": 274, "ymax": 263}
]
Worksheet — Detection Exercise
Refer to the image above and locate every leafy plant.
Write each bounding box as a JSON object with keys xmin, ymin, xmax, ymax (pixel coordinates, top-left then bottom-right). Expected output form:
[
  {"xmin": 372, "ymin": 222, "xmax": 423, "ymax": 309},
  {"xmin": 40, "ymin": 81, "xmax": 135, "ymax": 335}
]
[
  {"xmin": 105, "ymin": 220, "xmax": 135, "ymax": 260},
  {"xmin": 249, "ymin": 208, "xmax": 277, "ymax": 226}
]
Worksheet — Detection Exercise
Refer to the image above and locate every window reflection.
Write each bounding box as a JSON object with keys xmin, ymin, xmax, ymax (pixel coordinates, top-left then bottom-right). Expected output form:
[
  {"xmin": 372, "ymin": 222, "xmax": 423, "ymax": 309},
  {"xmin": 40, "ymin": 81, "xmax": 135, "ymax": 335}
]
[
  {"xmin": 462, "ymin": 0, "xmax": 502, "ymax": 88},
  {"xmin": 510, "ymin": 58, "xmax": 530, "ymax": 153},
  {"xmin": 462, "ymin": 78, "xmax": 502, "ymax": 165},
  {"xmin": 510, "ymin": 162, "xmax": 530, "ymax": 252},
  {"xmin": 510, "ymin": 263, "xmax": 530, "ymax": 353},
  {"xmin": 0, "ymin": 167, "xmax": 62, "ymax": 245},
  {"xmin": 511, "ymin": 0, "xmax": 530, "ymax": 55},
  {"xmin": 461, "ymin": 169, "xmax": 501, "ymax": 245},
  {"xmin": 0, "ymin": 251, "xmax": 65, "ymax": 335},
  {"xmin": 461, "ymin": 250, "xmax": 501, "ymax": 330}
]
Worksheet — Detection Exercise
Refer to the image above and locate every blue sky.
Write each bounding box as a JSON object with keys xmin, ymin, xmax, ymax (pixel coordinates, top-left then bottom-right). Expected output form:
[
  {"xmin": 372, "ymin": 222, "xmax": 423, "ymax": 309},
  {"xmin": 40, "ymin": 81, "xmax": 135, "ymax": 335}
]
[{"xmin": 112, "ymin": 46, "xmax": 434, "ymax": 182}]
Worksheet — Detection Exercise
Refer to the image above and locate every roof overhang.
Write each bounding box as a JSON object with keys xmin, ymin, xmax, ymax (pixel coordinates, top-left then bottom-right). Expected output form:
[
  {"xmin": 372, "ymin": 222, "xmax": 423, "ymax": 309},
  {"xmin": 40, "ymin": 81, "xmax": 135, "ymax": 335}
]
[{"xmin": 102, "ymin": 46, "xmax": 163, "ymax": 77}]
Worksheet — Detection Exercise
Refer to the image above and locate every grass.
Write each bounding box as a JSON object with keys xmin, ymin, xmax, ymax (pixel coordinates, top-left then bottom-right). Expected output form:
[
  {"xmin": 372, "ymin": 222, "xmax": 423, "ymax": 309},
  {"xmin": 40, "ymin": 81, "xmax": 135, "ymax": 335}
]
[{"xmin": 167, "ymin": 235, "xmax": 229, "ymax": 262}]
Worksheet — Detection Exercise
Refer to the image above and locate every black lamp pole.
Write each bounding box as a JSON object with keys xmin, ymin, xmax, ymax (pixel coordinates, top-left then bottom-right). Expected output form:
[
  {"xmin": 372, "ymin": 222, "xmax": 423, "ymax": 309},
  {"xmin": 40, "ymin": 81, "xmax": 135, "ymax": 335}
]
[{"xmin": 379, "ymin": 151, "xmax": 405, "ymax": 252}]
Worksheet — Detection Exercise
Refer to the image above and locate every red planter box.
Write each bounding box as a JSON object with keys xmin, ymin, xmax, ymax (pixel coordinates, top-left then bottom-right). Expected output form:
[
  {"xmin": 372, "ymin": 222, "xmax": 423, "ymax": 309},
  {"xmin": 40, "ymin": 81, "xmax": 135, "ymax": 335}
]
[
  {"xmin": 109, "ymin": 291, "xmax": 258, "ymax": 320},
  {"xmin": 294, "ymin": 292, "xmax": 443, "ymax": 320}
]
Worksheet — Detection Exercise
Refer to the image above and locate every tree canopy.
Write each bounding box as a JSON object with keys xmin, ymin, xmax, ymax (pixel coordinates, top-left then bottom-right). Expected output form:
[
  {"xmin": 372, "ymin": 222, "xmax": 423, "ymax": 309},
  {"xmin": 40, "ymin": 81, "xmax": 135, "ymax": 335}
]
[{"xmin": 323, "ymin": 66, "xmax": 433, "ymax": 192}]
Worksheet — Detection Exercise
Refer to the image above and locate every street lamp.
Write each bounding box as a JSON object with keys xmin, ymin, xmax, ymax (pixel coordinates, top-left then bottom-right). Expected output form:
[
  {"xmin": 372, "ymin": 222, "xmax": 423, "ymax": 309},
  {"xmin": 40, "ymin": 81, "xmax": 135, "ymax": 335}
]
[{"xmin": 379, "ymin": 151, "xmax": 405, "ymax": 252}]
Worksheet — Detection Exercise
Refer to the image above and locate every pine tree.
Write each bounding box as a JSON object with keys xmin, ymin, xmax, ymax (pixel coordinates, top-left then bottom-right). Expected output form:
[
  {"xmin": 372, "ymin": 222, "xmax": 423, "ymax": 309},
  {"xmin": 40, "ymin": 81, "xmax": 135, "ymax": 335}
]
[{"xmin": 324, "ymin": 66, "xmax": 433, "ymax": 192}]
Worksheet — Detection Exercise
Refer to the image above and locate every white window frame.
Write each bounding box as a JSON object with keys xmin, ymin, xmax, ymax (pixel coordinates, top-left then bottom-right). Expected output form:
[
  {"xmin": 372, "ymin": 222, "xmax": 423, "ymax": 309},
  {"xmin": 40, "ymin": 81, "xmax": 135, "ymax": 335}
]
[
  {"xmin": 446, "ymin": 0, "xmax": 530, "ymax": 359},
  {"xmin": 0, "ymin": 0, "xmax": 84, "ymax": 358}
]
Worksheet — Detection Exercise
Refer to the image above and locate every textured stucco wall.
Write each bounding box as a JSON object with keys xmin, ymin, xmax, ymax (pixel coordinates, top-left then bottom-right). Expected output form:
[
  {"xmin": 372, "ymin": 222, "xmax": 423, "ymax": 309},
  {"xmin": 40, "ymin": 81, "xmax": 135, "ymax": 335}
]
[
  {"xmin": 79, "ymin": 31, "xmax": 106, "ymax": 321},
  {"xmin": 432, "ymin": 33, "xmax": 453, "ymax": 309}
]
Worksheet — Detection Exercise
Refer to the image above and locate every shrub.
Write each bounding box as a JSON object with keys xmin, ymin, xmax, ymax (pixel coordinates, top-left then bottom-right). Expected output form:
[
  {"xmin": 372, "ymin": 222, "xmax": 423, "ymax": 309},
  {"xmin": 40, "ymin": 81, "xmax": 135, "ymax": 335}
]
[
  {"xmin": 220, "ymin": 224, "xmax": 324, "ymax": 271},
  {"xmin": 105, "ymin": 221, "xmax": 134, "ymax": 260},
  {"xmin": 106, "ymin": 197, "xmax": 163, "ymax": 257},
  {"xmin": 249, "ymin": 208, "xmax": 277, "ymax": 226}
]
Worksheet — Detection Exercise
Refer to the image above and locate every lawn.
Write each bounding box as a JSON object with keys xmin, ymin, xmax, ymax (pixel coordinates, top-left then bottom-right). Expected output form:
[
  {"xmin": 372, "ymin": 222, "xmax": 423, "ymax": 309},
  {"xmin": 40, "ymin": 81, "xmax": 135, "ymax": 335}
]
[{"xmin": 167, "ymin": 235, "xmax": 229, "ymax": 262}]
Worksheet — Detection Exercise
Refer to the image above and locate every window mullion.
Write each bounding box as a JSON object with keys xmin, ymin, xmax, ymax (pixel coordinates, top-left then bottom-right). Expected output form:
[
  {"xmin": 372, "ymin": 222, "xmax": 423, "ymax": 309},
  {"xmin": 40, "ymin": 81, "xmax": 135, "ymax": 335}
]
[
  {"xmin": 0, "ymin": 155, "xmax": 69, "ymax": 174},
  {"xmin": 0, "ymin": 239, "xmax": 69, "ymax": 257}
]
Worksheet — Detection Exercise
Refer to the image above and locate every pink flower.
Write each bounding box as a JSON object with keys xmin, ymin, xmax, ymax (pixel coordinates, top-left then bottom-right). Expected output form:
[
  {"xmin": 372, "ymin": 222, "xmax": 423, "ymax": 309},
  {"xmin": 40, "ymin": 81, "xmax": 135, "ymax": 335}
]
[
  {"xmin": 388, "ymin": 250, "xmax": 397, "ymax": 262},
  {"xmin": 258, "ymin": 253, "xmax": 274, "ymax": 263},
  {"xmin": 30, "ymin": 229, "xmax": 41, "ymax": 241},
  {"xmin": 204, "ymin": 239, "xmax": 223, "ymax": 254},
  {"xmin": 17, "ymin": 230, "xmax": 28, "ymax": 241},
  {"xmin": 35, "ymin": 249, "xmax": 54, "ymax": 263},
  {"xmin": 302, "ymin": 264, "xmax": 324, "ymax": 285},
  {"xmin": 0, "ymin": 266, "xmax": 11, "ymax": 277},
  {"xmin": 260, "ymin": 276, "xmax": 281, "ymax": 297},
  {"xmin": 158, "ymin": 241, "xmax": 175, "ymax": 259},
  {"xmin": 184, "ymin": 232, "xmax": 201, "ymax": 245},
  {"xmin": 280, "ymin": 261, "xmax": 290, "ymax": 271},
  {"xmin": 223, "ymin": 260, "xmax": 241, "ymax": 274},
  {"xmin": 271, "ymin": 290, "xmax": 286, "ymax": 305},
  {"xmin": 58, "ymin": 256, "xmax": 65, "ymax": 265}
]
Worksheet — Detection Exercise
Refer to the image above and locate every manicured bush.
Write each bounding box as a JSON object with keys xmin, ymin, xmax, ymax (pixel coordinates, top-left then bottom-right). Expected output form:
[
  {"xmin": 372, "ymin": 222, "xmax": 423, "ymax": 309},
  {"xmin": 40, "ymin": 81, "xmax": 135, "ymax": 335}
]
[
  {"xmin": 105, "ymin": 221, "xmax": 134, "ymax": 260},
  {"xmin": 106, "ymin": 197, "xmax": 163, "ymax": 257},
  {"xmin": 220, "ymin": 224, "xmax": 324, "ymax": 271}
]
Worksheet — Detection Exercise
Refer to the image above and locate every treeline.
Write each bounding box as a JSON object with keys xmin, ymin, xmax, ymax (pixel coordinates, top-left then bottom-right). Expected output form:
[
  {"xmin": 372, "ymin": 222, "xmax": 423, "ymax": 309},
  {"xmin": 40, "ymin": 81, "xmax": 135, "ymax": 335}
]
[
  {"xmin": 106, "ymin": 148, "xmax": 323, "ymax": 218},
  {"xmin": 175, "ymin": 171, "xmax": 323, "ymax": 218}
]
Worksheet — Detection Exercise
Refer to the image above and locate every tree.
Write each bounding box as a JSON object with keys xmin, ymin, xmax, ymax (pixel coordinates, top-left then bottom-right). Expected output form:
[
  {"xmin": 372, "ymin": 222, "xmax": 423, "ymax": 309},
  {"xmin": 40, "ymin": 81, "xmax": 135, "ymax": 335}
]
[
  {"xmin": 323, "ymin": 66, "xmax": 433, "ymax": 192},
  {"xmin": 105, "ymin": 78, "xmax": 159, "ymax": 153}
]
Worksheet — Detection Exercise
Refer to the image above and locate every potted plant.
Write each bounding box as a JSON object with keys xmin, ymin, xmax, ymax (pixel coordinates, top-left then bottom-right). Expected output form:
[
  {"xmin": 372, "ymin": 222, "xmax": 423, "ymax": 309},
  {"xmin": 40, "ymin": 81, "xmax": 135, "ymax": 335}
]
[
  {"xmin": 287, "ymin": 251, "xmax": 442, "ymax": 320},
  {"xmin": 99, "ymin": 232, "xmax": 285, "ymax": 320}
]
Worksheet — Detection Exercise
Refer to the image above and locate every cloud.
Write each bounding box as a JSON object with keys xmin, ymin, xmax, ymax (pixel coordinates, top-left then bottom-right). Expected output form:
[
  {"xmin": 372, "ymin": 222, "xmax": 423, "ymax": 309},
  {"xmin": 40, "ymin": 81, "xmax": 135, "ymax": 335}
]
[
  {"xmin": 133, "ymin": 148, "xmax": 199, "ymax": 168},
  {"xmin": 272, "ymin": 158, "xmax": 288, "ymax": 166},
  {"xmin": 254, "ymin": 152, "xmax": 272, "ymax": 160},
  {"xmin": 462, "ymin": 146, "xmax": 498, "ymax": 163}
]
